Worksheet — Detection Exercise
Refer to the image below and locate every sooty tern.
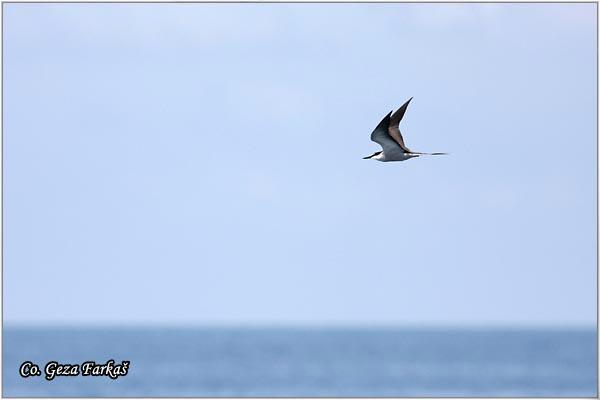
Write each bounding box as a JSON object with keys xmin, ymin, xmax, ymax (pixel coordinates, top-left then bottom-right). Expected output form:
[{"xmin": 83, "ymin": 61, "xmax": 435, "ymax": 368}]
[{"xmin": 363, "ymin": 98, "xmax": 447, "ymax": 162}]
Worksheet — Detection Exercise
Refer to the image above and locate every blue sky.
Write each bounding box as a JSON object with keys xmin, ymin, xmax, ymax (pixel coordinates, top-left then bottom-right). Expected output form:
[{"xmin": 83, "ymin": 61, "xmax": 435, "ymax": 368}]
[{"xmin": 4, "ymin": 3, "xmax": 597, "ymax": 326}]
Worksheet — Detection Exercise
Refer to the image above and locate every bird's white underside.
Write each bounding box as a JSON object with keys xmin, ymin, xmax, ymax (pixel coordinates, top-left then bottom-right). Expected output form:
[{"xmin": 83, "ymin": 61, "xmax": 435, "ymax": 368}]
[{"xmin": 373, "ymin": 152, "xmax": 418, "ymax": 162}]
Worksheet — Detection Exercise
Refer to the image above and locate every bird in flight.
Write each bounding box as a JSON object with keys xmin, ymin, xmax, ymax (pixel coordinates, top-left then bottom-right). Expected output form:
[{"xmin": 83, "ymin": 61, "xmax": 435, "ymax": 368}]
[{"xmin": 363, "ymin": 98, "xmax": 447, "ymax": 162}]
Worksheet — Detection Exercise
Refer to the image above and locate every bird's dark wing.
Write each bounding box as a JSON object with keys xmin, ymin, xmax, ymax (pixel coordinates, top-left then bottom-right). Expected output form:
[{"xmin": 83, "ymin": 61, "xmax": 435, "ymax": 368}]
[
  {"xmin": 388, "ymin": 97, "xmax": 413, "ymax": 153},
  {"xmin": 370, "ymin": 111, "xmax": 403, "ymax": 155}
]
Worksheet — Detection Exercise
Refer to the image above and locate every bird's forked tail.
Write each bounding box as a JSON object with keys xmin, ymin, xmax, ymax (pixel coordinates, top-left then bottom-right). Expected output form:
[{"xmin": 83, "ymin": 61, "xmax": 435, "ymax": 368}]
[{"xmin": 414, "ymin": 152, "xmax": 449, "ymax": 156}]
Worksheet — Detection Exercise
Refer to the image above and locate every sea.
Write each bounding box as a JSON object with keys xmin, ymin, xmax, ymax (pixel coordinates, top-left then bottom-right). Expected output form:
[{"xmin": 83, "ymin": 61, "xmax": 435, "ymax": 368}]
[{"xmin": 3, "ymin": 327, "xmax": 597, "ymax": 397}]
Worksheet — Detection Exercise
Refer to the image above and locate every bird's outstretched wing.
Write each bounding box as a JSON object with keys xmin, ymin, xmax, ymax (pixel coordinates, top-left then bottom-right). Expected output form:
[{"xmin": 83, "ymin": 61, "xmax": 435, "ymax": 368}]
[
  {"xmin": 370, "ymin": 111, "xmax": 405, "ymax": 156},
  {"xmin": 388, "ymin": 97, "xmax": 412, "ymax": 153}
]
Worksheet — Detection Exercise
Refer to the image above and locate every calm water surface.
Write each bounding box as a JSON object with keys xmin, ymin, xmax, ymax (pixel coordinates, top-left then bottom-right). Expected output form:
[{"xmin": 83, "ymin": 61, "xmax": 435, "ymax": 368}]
[{"xmin": 3, "ymin": 327, "xmax": 597, "ymax": 397}]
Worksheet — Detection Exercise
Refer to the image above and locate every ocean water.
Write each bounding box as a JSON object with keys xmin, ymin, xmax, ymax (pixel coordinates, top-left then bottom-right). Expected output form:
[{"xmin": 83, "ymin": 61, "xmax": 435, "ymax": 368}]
[{"xmin": 3, "ymin": 327, "xmax": 597, "ymax": 397}]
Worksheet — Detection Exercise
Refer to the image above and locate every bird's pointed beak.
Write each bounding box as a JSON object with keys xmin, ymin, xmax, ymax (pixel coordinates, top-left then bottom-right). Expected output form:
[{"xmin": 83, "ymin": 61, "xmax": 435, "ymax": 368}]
[{"xmin": 362, "ymin": 155, "xmax": 371, "ymax": 159}]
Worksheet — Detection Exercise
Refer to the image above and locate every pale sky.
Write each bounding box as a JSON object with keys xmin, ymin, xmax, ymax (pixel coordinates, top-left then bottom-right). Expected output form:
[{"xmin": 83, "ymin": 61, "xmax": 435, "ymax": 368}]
[{"xmin": 3, "ymin": 3, "xmax": 597, "ymax": 326}]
